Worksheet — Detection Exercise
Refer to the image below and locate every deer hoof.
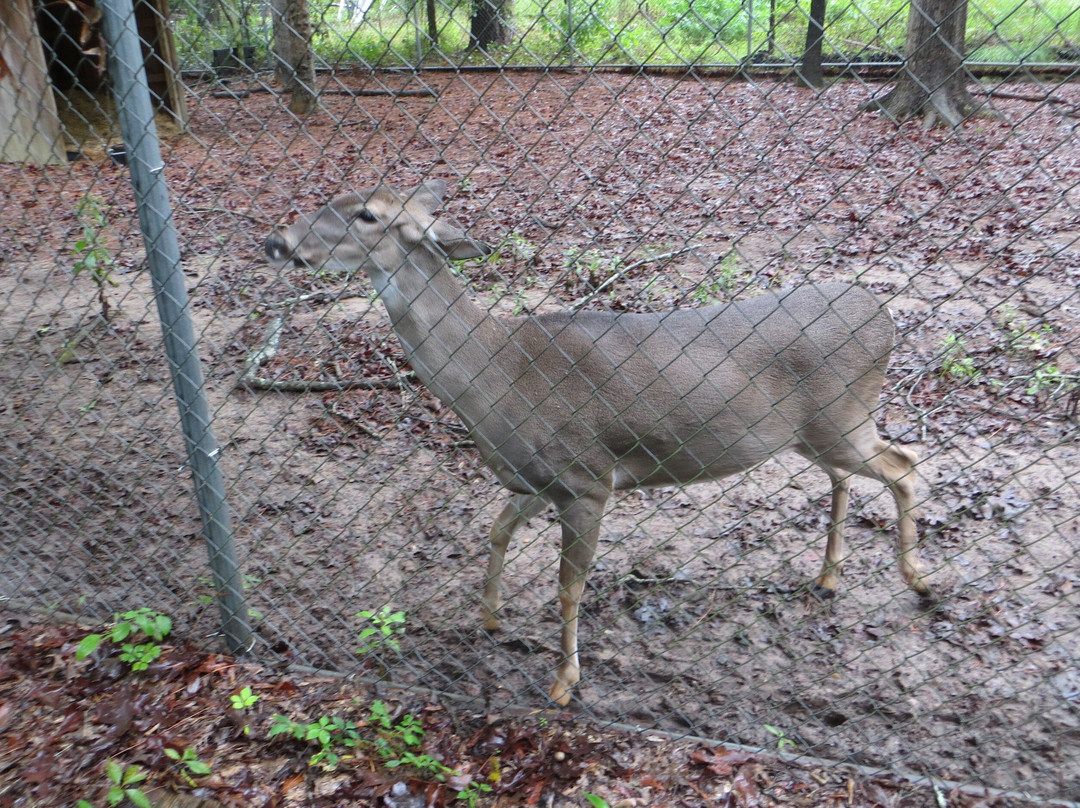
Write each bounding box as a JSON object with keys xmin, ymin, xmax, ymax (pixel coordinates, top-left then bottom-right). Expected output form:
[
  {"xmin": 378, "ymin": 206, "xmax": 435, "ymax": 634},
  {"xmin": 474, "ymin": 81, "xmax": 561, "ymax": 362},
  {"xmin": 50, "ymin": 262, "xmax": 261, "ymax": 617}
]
[
  {"xmin": 549, "ymin": 679, "xmax": 573, "ymax": 707},
  {"xmin": 482, "ymin": 615, "xmax": 501, "ymax": 632},
  {"xmin": 809, "ymin": 582, "xmax": 837, "ymax": 601},
  {"xmin": 912, "ymin": 574, "xmax": 942, "ymax": 603},
  {"xmin": 549, "ymin": 663, "xmax": 579, "ymax": 706}
]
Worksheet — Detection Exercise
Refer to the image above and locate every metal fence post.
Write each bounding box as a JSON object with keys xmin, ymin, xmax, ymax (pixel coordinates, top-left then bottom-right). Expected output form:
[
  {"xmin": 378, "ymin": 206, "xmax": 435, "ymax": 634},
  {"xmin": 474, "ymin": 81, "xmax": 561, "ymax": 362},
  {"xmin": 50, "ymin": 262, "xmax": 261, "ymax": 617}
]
[{"xmin": 98, "ymin": 0, "xmax": 253, "ymax": 655}]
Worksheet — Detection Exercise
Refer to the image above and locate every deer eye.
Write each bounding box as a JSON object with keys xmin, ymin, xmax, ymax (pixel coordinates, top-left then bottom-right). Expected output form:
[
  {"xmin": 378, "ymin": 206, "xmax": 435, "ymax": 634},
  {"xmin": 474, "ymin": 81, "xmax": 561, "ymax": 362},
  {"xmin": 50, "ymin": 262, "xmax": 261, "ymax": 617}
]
[{"xmin": 356, "ymin": 209, "xmax": 377, "ymax": 223}]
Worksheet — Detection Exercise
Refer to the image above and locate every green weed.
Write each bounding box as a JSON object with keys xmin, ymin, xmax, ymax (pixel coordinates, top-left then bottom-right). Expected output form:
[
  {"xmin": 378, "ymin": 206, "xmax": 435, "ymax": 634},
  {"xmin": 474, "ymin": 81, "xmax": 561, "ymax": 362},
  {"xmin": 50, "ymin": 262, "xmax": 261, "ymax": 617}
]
[
  {"xmin": 164, "ymin": 747, "xmax": 212, "ymax": 785},
  {"xmin": 269, "ymin": 713, "xmax": 363, "ymax": 769},
  {"xmin": 104, "ymin": 760, "xmax": 152, "ymax": 808},
  {"xmin": 230, "ymin": 686, "xmax": 259, "ymax": 710},
  {"xmin": 76, "ymin": 609, "xmax": 172, "ymax": 672},
  {"xmin": 73, "ymin": 195, "xmax": 119, "ymax": 322},
  {"xmin": 937, "ymin": 334, "xmax": 981, "ymax": 382},
  {"xmin": 356, "ymin": 605, "xmax": 407, "ymax": 655},
  {"xmin": 764, "ymin": 723, "xmax": 798, "ymax": 753}
]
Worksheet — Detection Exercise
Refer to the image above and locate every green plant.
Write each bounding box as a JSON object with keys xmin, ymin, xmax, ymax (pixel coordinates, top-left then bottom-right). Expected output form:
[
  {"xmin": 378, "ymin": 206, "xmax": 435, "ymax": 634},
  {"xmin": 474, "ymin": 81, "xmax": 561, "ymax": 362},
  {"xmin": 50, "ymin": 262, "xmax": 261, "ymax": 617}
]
[
  {"xmin": 230, "ymin": 686, "xmax": 259, "ymax": 710},
  {"xmin": 564, "ymin": 247, "xmax": 613, "ymax": 292},
  {"xmin": 937, "ymin": 334, "xmax": 981, "ymax": 382},
  {"xmin": 164, "ymin": 747, "xmax": 211, "ymax": 785},
  {"xmin": 456, "ymin": 778, "xmax": 494, "ymax": 807},
  {"xmin": 1011, "ymin": 323, "xmax": 1055, "ymax": 356},
  {"xmin": 367, "ymin": 701, "xmax": 491, "ymax": 803},
  {"xmin": 998, "ymin": 308, "xmax": 1055, "ymax": 357},
  {"xmin": 356, "ymin": 605, "xmax": 407, "ymax": 654},
  {"xmin": 230, "ymin": 685, "xmax": 259, "ymax": 735},
  {"xmin": 268, "ymin": 701, "xmax": 490, "ymax": 801},
  {"xmin": 584, "ymin": 794, "xmax": 612, "ymax": 808},
  {"xmin": 76, "ymin": 609, "xmax": 172, "ymax": 672},
  {"xmin": 73, "ymin": 195, "xmax": 119, "ymax": 322},
  {"xmin": 269, "ymin": 713, "xmax": 362, "ymax": 769},
  {"xmin": 104, "ymin": 760, "xmax": 152, "ymax": 808},
  {"xmin": 1025, "ymin": 365, "xmax": 1078, "ymax": 397},
  {"xmin": 692, "ymin": 258, "xmax": 743, "ymax": 304},
  {"xmin": 764, "ymin": 723, "xmax": 797, "ymax": 753},
  {"xmin": 499, "ymin": 231, "xmax": 539, "ymax": 265},
  {"xmin": 510, "ymin": 288, "xmax": 531, "ymax": 315},
  {"xmin": 368, "ymin": 699, "xmax": 428, "ymax": 764}
]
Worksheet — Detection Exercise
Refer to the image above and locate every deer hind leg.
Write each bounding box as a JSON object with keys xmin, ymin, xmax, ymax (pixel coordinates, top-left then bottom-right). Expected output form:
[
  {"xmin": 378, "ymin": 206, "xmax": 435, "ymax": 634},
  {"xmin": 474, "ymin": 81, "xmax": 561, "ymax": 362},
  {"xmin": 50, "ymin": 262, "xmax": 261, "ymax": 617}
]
[
  {"xmin": 483, "ymin": 494, "xmax": 547, "ymax": 631},
  {"xmin": 548, "ymin": 489, "xmax": 607, "ymax": 707},
  {"xmin": 859, "ymin": 441, "xmax": 933, "ymax": 598},
  {"xmin": 818, "ymin": 434, "xmax": 932, "ymax": 599}
]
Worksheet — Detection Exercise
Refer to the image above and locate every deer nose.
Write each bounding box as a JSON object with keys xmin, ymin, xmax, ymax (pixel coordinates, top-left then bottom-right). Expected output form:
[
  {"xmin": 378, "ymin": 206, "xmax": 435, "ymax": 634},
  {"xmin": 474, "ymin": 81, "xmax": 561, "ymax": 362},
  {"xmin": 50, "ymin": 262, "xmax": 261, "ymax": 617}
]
[{"xmin": 265, "ymin": 230, "xmax": 291, "ymax": 262}]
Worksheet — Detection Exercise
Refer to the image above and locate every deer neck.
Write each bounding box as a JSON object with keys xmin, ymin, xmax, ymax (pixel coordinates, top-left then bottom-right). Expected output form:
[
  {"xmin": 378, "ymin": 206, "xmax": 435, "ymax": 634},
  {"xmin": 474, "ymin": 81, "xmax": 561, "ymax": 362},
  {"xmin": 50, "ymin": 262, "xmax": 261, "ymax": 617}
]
[{"xmin": 371, "ymin": 247, "xmax": 500, "ymax": 405}]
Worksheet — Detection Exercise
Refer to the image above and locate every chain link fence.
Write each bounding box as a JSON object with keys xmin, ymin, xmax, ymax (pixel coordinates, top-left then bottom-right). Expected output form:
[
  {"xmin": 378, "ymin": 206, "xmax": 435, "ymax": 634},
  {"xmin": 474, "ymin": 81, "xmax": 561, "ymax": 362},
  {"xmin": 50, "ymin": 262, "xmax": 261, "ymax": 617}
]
[{"xmin": 2, "ymin": 0, "xmax": 1079, "ymax": 801}]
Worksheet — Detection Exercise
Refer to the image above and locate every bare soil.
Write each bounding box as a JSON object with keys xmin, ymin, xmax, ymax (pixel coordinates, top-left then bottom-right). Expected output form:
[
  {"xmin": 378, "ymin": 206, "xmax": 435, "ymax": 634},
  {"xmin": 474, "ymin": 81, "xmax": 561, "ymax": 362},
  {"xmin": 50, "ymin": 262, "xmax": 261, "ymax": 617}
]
[{"xmin": 1, "ymin": 72, "xmax": 1078, "ymax": 803}]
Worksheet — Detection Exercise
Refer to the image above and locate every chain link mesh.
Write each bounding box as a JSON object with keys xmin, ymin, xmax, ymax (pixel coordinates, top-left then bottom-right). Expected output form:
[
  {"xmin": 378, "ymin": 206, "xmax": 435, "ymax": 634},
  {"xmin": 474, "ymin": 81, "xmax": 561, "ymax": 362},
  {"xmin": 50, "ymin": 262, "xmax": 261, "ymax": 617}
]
[{"xmin": 1, "ymin": 0, "xmax": 1078, "ymax": 800}]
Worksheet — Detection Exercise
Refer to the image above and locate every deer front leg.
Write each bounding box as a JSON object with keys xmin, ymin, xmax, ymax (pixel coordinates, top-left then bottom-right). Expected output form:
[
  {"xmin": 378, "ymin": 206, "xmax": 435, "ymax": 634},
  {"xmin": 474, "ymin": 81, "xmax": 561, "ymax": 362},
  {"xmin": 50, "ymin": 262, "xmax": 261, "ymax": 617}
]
[
  {"xmin": 483, "ymin": 494, "xmax": 547, "ymax": 631},
  {"xmin": 549, "ymin": 492, "xmax": 605, "ymax": 707},
  {"xmin": 813, "ymin": 471, "xmax": 850, "ymax": 597}
]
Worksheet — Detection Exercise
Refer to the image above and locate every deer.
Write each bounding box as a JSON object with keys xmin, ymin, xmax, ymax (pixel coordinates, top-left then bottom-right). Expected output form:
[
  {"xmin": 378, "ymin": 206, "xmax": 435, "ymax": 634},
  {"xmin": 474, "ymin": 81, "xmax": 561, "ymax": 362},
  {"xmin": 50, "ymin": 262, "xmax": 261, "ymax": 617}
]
[{"xmin": 265, "ymin": 180, "xmax": 934, "ymax": 706}]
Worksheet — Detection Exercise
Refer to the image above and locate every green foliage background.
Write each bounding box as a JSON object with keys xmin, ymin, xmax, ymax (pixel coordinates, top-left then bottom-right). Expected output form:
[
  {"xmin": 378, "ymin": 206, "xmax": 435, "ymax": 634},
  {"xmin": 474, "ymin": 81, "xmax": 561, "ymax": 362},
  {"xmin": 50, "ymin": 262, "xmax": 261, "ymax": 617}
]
[{"xmin": 170, "ymin": 0, "xmax": 1079, "ymax": 71}]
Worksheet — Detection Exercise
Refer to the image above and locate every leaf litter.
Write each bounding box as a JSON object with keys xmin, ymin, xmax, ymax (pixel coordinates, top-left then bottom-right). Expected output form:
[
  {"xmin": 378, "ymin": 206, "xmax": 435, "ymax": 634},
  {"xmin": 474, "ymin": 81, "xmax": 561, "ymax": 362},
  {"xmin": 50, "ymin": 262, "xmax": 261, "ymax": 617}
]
[{"xmin": 0, "ymin": 613, "xmax": 1054, "ymax": 807}]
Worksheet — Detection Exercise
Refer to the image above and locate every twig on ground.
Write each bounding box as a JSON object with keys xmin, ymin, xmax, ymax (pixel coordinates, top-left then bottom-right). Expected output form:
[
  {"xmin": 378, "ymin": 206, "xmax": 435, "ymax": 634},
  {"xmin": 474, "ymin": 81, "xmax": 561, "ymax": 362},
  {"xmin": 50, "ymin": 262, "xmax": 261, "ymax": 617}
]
[{"xmin": 237, "ymin": 293, "xmax": 403, "ymax": 393}]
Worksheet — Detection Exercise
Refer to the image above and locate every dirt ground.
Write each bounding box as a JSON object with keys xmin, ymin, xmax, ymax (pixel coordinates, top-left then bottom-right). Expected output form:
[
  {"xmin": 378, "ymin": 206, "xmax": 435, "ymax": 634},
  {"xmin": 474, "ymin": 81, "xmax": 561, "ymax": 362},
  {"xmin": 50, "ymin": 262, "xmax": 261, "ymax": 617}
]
[{"xmin": 1, "ymin": 72, "xmax": 1079, "ymax": 801}]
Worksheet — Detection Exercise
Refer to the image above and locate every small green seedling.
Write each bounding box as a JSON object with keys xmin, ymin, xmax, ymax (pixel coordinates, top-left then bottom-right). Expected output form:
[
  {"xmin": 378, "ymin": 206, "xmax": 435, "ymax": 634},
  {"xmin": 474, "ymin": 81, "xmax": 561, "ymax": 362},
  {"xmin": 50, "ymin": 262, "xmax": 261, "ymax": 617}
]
[
  {"xmin": 937, "ymin": 334, "xmax": 981, "ymax": 382},
  {"xmin": 455, "ymin": 777, "xmax": 493, "ymax": 807},
  {"xmin": 356, "ymin": 606, "xmax": 406, "ymax": 655},
  {"xmin": 1025, "ymin": 365, "xmax": 1077, "ymax": 397},
  {"xmin": 73, "ymin": 194, "xmax": 120, "ymax": 322},
  {"xmin": 230, "ymin": 686, "xmax": 259, "ymax": 710},
  {"xmin": 164, "ymin": 747, "xmax": 211, "ymax": 785},
  {"xmin": 764, "ymin": 723, "xmax": 797, "ymax": 753},
  {"xmin": 76, "ymin": 609, "xmax": 172, "ymax": 672},
  {"xmin": 105, "ymin": 760, "xmax": 152, "ymax": 808},
  {"xmin": 584, "ymin": 794, "xmax": 612, "ymax": 808}
]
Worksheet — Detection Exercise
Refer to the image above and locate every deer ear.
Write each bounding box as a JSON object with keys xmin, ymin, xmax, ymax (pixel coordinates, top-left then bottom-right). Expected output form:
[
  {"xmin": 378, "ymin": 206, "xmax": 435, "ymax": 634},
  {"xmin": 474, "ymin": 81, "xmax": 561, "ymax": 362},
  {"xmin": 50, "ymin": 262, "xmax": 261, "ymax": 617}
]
[
  {"xmin": 411, "ymin": 181, "xmax": 448, "ymax": 212},
  {"xmin": 425, "ymin": 218, "xmax": 493, "ymax": 260}
]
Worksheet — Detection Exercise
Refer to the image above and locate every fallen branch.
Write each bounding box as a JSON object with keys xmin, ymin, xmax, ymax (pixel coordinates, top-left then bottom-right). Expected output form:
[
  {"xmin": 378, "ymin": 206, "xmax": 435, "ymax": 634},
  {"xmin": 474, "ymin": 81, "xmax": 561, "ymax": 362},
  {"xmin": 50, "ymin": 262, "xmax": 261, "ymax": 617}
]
[
  {"xmin": 972, "ymin": 87, "xmax": 1073, "ymax": 106},
  {"xmin": 266, "ymin": 289, "xmax": 373, "ymax": 310},
  {"xmin": 187, "ymin": 207, "xmax": 275, "ymax": 225},
  {"xmin": 236, "ymin": 293, "xmax": 405, "ymax": 393},
  {"xmin": 239, "ymin": 373, "xmax": 406, "ymax": 393}
]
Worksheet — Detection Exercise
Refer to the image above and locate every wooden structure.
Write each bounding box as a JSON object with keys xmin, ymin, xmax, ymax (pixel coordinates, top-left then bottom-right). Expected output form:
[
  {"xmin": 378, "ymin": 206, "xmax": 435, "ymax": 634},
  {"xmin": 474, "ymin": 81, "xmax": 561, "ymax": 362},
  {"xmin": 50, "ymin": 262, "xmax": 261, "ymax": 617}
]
[
  {"xmin": 0, "ymin": 0, "xmax": 67, "ymax": 164},
  {"xmin": 132, "ymin": 0, "xmax": 188, "ymax": 127},
  {"xmin": 0, "ymin": 0, "xmax": 187, "ymax": 165}
]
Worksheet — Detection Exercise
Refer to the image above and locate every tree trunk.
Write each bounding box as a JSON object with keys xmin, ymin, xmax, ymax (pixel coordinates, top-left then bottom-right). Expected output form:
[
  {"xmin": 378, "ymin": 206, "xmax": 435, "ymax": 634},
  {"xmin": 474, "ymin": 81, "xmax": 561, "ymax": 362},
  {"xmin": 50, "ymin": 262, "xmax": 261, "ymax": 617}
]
[
  {"xmin": 863, "ymin": 0, "xmax": 986, "ymax": 126},
  {"xmin": 270, "ymin": 0, "xmax": 317, "ymax": 115},
  {"xmin": 470, "ymin": 0, "xmax": 510, "ymax": 51},
  {"xmin": 797, "ymin": 0, "xmax": 827, "ymax": 88},
  {"xmin": 426, "ymin": 0, "xmax": 439, "ymax": 46}
]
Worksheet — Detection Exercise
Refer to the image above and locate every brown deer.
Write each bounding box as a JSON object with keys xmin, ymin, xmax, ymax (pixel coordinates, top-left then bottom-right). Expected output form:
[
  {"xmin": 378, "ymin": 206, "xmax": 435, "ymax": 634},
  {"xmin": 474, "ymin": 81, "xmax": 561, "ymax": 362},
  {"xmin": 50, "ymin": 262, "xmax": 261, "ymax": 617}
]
[{"xmin": 265, "ymin": 180, "xmax": 933, "ymax": 706}]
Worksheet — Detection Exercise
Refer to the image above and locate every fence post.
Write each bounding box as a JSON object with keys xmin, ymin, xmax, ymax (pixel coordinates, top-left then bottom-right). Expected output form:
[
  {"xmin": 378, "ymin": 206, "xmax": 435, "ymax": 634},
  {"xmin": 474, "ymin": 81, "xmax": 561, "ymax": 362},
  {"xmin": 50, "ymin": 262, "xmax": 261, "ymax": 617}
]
[{"xmin": 98, "ymin": 0, "xmax": 254, "ymax": 655}]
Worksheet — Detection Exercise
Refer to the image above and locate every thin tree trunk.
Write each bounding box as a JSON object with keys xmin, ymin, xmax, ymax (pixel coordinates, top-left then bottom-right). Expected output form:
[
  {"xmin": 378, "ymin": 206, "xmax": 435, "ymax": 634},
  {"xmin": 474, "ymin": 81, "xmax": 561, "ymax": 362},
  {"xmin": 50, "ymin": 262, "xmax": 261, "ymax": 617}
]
[
  {"xmin": 426, "ymin": 0, "xmax": 438, "ymax": 45},
  {"xmin": 798, "ymin": 0, "xmax": 827, "ymax": 88},
  {"xmin": 271, "ymin": 0, "xmax": 317, "ymax": 115}
]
